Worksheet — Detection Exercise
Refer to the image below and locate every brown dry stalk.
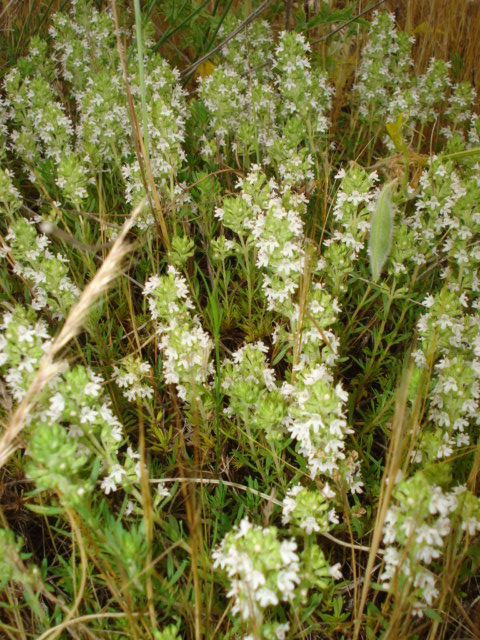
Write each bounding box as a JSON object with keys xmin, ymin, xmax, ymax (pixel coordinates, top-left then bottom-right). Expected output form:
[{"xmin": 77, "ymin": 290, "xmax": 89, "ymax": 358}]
[
  {"xmin": 111, "ymin": 0, "xmax": 171, "ymax": 254},
  {"xmin": 353, "ymin": 362, "xmax": 413, "ymax": 640},
  {"xmin": 0, "ymin": 200, "xmax": 143, "ymax": 470},
  {"xmin": 331, "ymin": 0, "xmax": 480, "ymax": 92}
]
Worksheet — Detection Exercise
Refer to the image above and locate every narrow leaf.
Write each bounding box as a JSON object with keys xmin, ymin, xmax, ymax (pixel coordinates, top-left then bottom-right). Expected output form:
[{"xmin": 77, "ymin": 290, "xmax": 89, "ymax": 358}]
[
  {"xmin": 26, "ymin": 503, "xmax": 64, "ymax": 516},
  {"xmin": 369, "ymin": 183, "xmax": 395, "ymax": 282}
]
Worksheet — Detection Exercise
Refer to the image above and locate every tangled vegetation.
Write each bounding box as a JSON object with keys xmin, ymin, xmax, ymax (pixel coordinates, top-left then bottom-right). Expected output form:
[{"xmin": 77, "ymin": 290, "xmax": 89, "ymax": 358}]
[{"xmin": 0, "ymin": 1, "xmax": 479, "ymax": 638}]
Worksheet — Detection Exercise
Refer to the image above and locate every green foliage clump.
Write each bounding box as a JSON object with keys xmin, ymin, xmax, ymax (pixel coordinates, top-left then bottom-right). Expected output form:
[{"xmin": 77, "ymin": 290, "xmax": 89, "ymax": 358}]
[{"xmin": 0, "ymin": 2, "xmax": 479, "ymax": 639}]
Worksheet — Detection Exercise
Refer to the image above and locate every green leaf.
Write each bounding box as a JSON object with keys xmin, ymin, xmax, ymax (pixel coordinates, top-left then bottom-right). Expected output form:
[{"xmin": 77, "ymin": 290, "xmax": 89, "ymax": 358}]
[
  {"xmin": 304, "ymin": 7, "xmax": 354, "ymax": 31},
  {"xmin": 272, "ymin": 342, "xmax": 291, "ymax": 366},
  {"xmin": 423, "ymin": 607, "xmax": 443, "ymax": 622},
  {"xmin": 25, "ymin": 503, "xmax": 64, "ymax": 516},
  {"xmin": 369, "ymin": 183, "xmax": 395, "ymax": 282}
]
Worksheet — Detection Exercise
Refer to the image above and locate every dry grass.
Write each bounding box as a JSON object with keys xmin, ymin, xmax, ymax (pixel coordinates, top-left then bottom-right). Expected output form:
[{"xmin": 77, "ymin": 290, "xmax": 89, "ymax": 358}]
[
  {"xmin": 349, "ymin": 0, "xmax": 480, "ymax": 90},
  {"xmin": 399, "ymin": 0, "xmax": 480, "ymax": 86}
]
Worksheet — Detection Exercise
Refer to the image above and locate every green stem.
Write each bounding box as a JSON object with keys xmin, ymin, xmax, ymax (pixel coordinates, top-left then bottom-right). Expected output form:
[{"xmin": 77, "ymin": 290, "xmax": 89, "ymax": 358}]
[
  {"xmin": 239, "ymin": 236, "xmax": 254, "ymax": 340},
  {"xmin": 134, "ymin": 0, "xmax": 149, "ymax": 161},
  {"xmin": 441, "ymin": 146, "xmax": 480, "ymax": 161}
]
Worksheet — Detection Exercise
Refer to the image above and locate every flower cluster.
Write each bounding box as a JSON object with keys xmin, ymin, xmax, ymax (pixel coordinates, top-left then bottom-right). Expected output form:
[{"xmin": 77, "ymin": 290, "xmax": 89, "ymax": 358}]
[
  {"xmin": 33, "ymin": 362, "xmax": 138, "ymax": 499},
  {"xmin": 51, "ymin": 2, "xmax": 131, "ymax": 166},
  {"xmin": 3, "ymin": 35, "xmax": 90, "ymax": 208},
  {"xmin": 381, "ymin": 472, "xmax": 480, "ymax": 617},
  {"xmin": 143, "ymin": 266, "xmax": 213, "ymax": 403},
  {"xmin": 383, "ymin": 59, "xmax": 452, "ymax": 146},
  {"xmin": 25, "ymin": 419, "xmax": 93, "ymax": 506},
  {"xmin": 354, "ymin": 12, "xmax": 477, "ymax": 152},
  {"xmin": 0, "ymin": 307, "xmax": 51, "ymax": 402},
  {"xmin": 408, "ymin": 156, "xmax": 480, "ymax": 290},
  {"xmin": 2, "ymin": 216, "xmax": 80, "ymax": 319},
  {"xmin": 285, "ymin": 365, "xmax": 355, "ymax": 482},
  {"xmin": 4, "ymin": 36, "xmax": 73, "ymax": 164},
  {"xmin": 198, "ymin": 65, "xmax": 250, "ymax": 153},
  {"xmin": 215, "ymin": 167, "xmax": 271, "ymax": 238},
  {"xmin": 0, "ymin": 306, "xmax": 140, "ymax": 502},
  {"xmin": 282, "ymin": 483, "xmax": 339, "ymax": 535},
  {"xmin": 412, "ymin": 286, "xmax": 480, "ymax": 464},
  {"xmin": 413, "ymin": 59, "xmax": 452, "ymax": 126},
  {"xmin": 353, "ymin": 12, "xmax": 414, "ymax": 123},
  {"xmin": 51, "ymin": 0, "xmax": 187, "ymax": 228},
  {"xmin": 113, "ymin": 355, "xmax": 154, "ymax": 403},
  {"xmin": 198, "ymin": 17, "xmax": 275, "ymax": 157},
  {"xmin": 218, "ymin": 17, "xmax": 273, "ymax": 77},
  {"xmin": 322, "ymin": 166, "xmax": 378, "ymax": 295},
  {"xmin": 199, "ymin": 22, "xmax": 332, "ymax": 186},
  {"xmin": 213, "ymin": 516, "xmax": 343, "ymax": 637},
  {"xmin": 50, "ymin": 2, "xmax": 118, "ymax": 97},
  {"xmin": 252, "ymin": 181, "xmax": 307, "ymax": 316},
  {"xmin": 221, "ymin": 341, "xmax": 287, "ymax": 442},
  {"xmin": 404, "ymin": 152, "xmax": 480, "ymax": 464},
  {"xmin": 122, "ymin": 54, "xmax": 187, "ymax": 226},
  {"xmin": 0, "ymin": 167, "xmax": 22, "ymax": 215},
  {"xmin": 212, "ymin": 518, "xmax": 300, "ymax": 625},
  {"xmin": 380, "ymin": 146, "xmax": 480, "ymax": 614},
  {"xmin": 443, "ymin": 81, "xmax": 476, "ymax": 136},
  {"xmin": 270, "ymin": 31, "xmax": 333, "ymax": 186},
  {"xmin": 273, "ymin": 31, "xmax": 332, "ymax": 135},
  {"xmin": 218, "ymin": 166, "xmax": 359, "ymax": 486}
]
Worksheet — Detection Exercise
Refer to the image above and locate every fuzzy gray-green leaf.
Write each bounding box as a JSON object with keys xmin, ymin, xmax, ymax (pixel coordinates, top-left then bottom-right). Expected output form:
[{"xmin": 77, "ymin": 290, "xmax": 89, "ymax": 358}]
[{"xmin": 369, "ymin": 183, "xmax": 395, "ymax": 282}]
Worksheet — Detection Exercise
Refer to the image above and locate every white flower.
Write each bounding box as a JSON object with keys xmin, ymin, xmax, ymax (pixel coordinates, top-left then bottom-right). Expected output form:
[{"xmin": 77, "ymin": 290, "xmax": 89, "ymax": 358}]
[
  {"xmin": 157, "ymin": 482, "xmax": 171, "ymax": 498},
  {"xmin": 462, "ymin": 517, "xmax": 480, "ymax": 535},
  {"xmin": 275, "ymin": 622, "xmax": 290, "ymax": 640},
  {"xmin": 328, "ymin": 563, "xmax": 343, "ymax": 580},
  {"xmin": 301, "ymin": 516, "xmax": 320, "ymax": 534},
  {"xmin": 256, "ymin": 587, "xmax": 278, "ymax": 607},
  {"xmin": 247, "ymin": 569, "xmax": 266, "ymax": 591},
  {"xmin": 235, "ymin": 518, "xmax": 253, "ymax": 539},
  {"xmin": 276, "ymin": 567, "xmax": 299, "ymax": 595},
  {"xmin": 279, "ymin": 538, "xmax": 298, "ymax": 565},
  {"xmin": 100, "ymin": 474, "xmax": 117, "ymax": 494},
  {"xmin": 322, "ymin": 482, "xmax": 336, "ymax": 499},
  {"xmin": 328, "ymin": 508, "xmax": 339, "ymax": 525},
  {"xmin": 109, "ymin": 463, "xmax": 127, "ymax": 484},
  {"xmin": 429, "ymin": 487, "xmax": 457, "ymax": 517},
  {"xmin": 422, "ymin": 294, "xmax": 435, "ymax": 308}
]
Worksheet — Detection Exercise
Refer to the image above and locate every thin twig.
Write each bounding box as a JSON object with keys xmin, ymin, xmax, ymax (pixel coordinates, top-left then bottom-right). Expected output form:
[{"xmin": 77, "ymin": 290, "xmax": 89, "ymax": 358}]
[
  {"xmin": 39, "ymin": 220, "xmax": 114, "ymax": 254},
  {"xmin": 309, "ymin": 0, "xmax": 389, "ymax": 46},
  {"xmin": 111, "ymin": 0, "xmax": 170, "ymax": 253},
  {"xmin": 35, "ymin": 612, "xmax": 138, "ymax": 640},
  {"xmin": 0, "ymin": 0, "xmax": 17, "ymax": 23}
]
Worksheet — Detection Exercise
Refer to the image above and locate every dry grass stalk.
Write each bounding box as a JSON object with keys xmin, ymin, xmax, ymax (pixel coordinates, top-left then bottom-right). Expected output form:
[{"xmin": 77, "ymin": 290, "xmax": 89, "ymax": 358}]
[
  {"xmin": 398, "ymin": 0, "xmax": 480, "ymax": 89},
  {"xmin": 330, "ymin": 0, "xmax": 480, "ymax": 91},
  {"xmin": 353, "ymin": 362, "xmax": 413, "ymax": 640},
  {"xmin": 0, "ymin": 200, "xmax": 143, "ymax": 470}
]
